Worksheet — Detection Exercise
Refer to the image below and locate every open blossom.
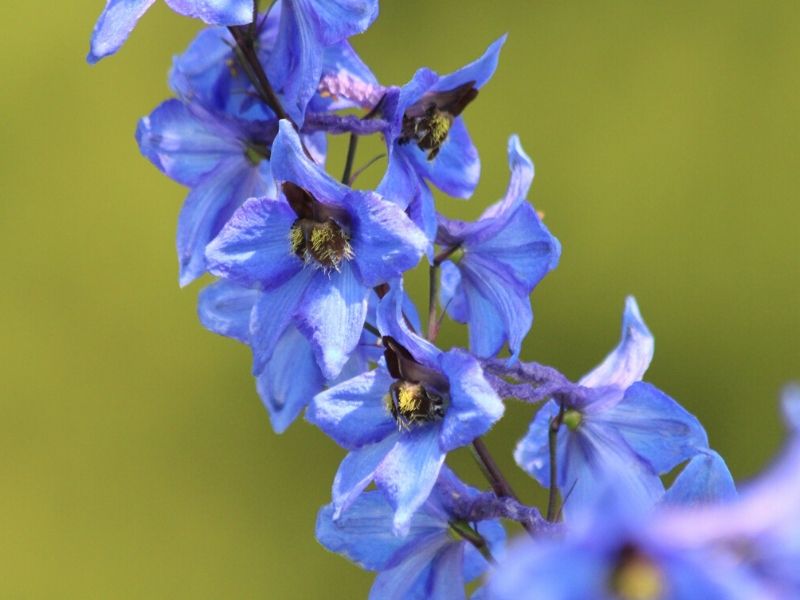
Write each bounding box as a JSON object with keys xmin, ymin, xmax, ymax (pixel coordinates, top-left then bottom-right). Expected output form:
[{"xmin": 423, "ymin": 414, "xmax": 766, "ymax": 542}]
[
  {"xmin": 317, "ymin": 468, "xmax": 505, "ymax": 600},
  {"xmin": 514, "ymin": 297, "xmax": 711, "ymax": 515},
  {"xmin": 307, "ymin": 282, "xmax": 504, "ymax": 533},
  {"xmin": 206, "ymin": 121, "xmax": 427, "ymax": 379},
  {"xmin": 437, "ymin": 135, "xmax": 560, "ymax": 361},
  {"xmin": 87, "ymin": 0, "xmax": 253, "ymax": 63}
]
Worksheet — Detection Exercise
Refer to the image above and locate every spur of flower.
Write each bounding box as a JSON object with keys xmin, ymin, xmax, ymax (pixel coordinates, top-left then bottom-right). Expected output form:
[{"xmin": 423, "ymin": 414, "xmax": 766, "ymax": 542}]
[
  {"xmin": 205, "ymin": 120, "xmax": 427, "ymax": 380},
  {"xmin": 514, "ymin": 297, "xmax": 712, "ymax": 516},
  {"xmin": 87, "ymin": 0, "xmax": 253, "ymax": 63},
  {"xmin": 307, "ymin": 281, "xmax": 504, "ymax": 534},
  {"xmin": 437, "ymin": 135, "xmax": 561, "ymax": 361},
  {"xmin": 317, "ymin": 467, "xmax": 505, "ymax": 600}
]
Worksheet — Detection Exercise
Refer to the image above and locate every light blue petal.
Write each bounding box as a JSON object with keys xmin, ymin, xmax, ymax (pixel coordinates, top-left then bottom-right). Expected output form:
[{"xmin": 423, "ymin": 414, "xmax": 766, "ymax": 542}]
[
  {"xmin": 375, "ymin": 427, "xmax": 447, "ymax": 535},
  {"xmin": 428, "ymin": 544, "xmax": 467, "ymax": 600},
  {"xmin": 376, "ymin": 280, "xmax": 441, "ymax": 369},
  {"xmin": 430, "ymin": 35, "xmax": 507, "ymax": 93},
  {"xmin": 204, "ymin": 196, "xmax": 302, "ymax": 288},
  {"xmin": 439, "ymin": 260, "xmax": 469, "ymax": 324},
  {"xmin": 164, "ymin": 0, "xmax": 252, "ymax": 24},
  {"xmin": 376, "ymin": 145, "xmax": 418, "ymax": 210},
  {"xmin": 177, "ymin": 159, "xmax": 273, "ymax": 286},
  {"xmin": 406, "ymin": 118, "xmax": 480, "ymax": 199},
  {"xmin": 579, "ymin": 296, "xmax": 654, "ymax": 390},
  {"xmin": 87, "ymin": 0, "xmax": 156, "ymax": 64},
  {"xmin": 197, "ymin": 280, "xmax": 257, "ymax": 343},
  {"xmin": 514, "ymin": 400, "xmax": 561, "ymax": 487},
  {"xmin": 369, "ymin": 534, "xmax": 447, "ymax": 600},
  {"xmin": 296, "ymin": 263, "xmax": 370, "ymax": 380},
  {"xmin": 255, "ymin": 326, "xmax": 322, "ymax": 433},
  {"xmin": 782, "ymin": 383, "xmax": 800, "ymax": 431},
  {"xmin": 249, "ymin": 269, "xmax": 313, "ymax": 373},
  {"xmin": 407, "ymin": 182, "xmax": 438, "ymax": 255},
  {"xmin": 599, "ymin": 381, "xmax": 709, "ymax": 474},
  {"xmin": 270, "ymin": 121, "xmax": 348, "ymax": 203},
  {"xmin": 136, "ymin": 99, "xmax": 243, "ymax": 187},
  {"xmin": 307, "ymin": 367, "xmax": 396, "ymax": 450},
  {"xmin": 316, "ymin": 491, "xmax": 443, "ymax": 573},
  {"xmin": 438, "ymin": 350, "xmax": 504, "ymax": 452},
  {"xmin": 459, "ymin": 259, "xmax": 532, "ymax": 360},
  {"xmin": 332, "ymin": 433, "xmax": 399, "ymax": 518},
  {"xmin": 663, "ymin": 449, "xmax": 737, "ymax": 507},
  {"xmin": 350, "ymin": 191, "xmax": 428, "ymax": 287}
]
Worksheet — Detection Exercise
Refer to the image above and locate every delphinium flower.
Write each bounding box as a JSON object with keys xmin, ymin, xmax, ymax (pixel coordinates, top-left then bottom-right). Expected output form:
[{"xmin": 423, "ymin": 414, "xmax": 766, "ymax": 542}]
[
  {"xmin": 377, "ymin": 36, "xmax": 506, "ymax": 241},
  {"xmin": 307, "ymin": 281, "xmax": 504, "ymax": 533},
  {"xmin": 316, "ymin": 467, "xmax": 505, "ymax": 600},
  {"xmin": 205, "ymin": 121, "xmax": 428, "ymax": 380},
  {"xmin": 436, "ymin": 135, "xmax": 561, "ymax": 361},
  {"xmin": 514, "ymin": 297, "xmax": 712, "ymax": 515},
  {"xmin": 87, "ymin": 0, "xmax": 253, "ymax": 63}
]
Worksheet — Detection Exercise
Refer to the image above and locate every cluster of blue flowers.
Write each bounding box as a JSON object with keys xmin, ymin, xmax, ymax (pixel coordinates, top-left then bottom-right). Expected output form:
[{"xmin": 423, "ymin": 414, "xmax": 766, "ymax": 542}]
[{"xmin": 90, "ymin": 2, "xmax": 800, "ymax": 597}]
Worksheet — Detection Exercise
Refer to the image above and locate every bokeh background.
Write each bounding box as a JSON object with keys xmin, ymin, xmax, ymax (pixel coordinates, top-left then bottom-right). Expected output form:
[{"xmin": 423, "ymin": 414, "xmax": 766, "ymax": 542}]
[{"xmin": 2, "ymin": 0, "xmax": 799, "ymax": 596}]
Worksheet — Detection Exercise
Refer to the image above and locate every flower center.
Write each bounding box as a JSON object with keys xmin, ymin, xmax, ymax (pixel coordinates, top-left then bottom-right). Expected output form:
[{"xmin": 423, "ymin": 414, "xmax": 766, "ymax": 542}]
[
  {"xmin": 386, "ymin": 381, "xmax": 444, "ymax": 430},
  {"xmin": 562, "ymin": 408, "xmax": 583, "ymax": 431},
  {"xmin": 609, "ymin": 545, "xmax": 664, "ymax": 600},
  {"xmin": 289, "ymin": 218, "xmax": 354, "ymax": 271},
  {"xmin": 398, "ymin": 81, "xmax": 478, "ymax": 160}
]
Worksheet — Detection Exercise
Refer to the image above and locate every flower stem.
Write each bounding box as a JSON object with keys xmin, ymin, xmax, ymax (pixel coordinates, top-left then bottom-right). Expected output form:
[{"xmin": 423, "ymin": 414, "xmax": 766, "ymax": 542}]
[
  {"xmin": 546, "ymin": 401, "xmax": 566, "ymax": 522},
  {"xmin": 341, "ymin": 133, "xmax": 359, "ymax": 184},
  {"xmin": 427, "ymin": 263, "xmax": 440, "ymax": 342},
  {"xmin": 471, "ymin": 437, "xmax": 535, "ymax": 535},
  {"xmin": 448, "ymin": 520, "xmax": 496, "ymax": 565}
]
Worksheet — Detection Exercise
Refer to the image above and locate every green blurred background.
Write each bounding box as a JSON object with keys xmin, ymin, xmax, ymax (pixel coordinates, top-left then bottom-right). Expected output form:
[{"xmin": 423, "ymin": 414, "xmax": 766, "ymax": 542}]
[{"xmin": 1, "ymin": 0, "xmax": 799, "ymax": 596}]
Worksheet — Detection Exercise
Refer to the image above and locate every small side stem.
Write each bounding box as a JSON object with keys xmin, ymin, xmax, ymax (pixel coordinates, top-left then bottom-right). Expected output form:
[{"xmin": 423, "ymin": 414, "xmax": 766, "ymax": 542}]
[
  {"xmin": 427, "ymin": 263, "xmax": 439, "ymax": 342},
  {"xmin": 471, "ymin": 438, "xmax": 535, "ymax": 536},
  {"xmin": 449, "ymin": 520, "xmax": 496, "ymax": 564},
  {"xmin": 341, "ymin": 133, "xmax": 359, "ymax": 184},
  {"xmin": 546, "ymin": 401, "xmax": 566, "ymax": 522}
]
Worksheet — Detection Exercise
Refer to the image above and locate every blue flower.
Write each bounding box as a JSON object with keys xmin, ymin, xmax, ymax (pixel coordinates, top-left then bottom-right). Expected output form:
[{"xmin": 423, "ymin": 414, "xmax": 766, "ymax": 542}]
[
  {"xmin": 136, "ymin": 100, "xmax": 278, "ymax": 286},
  {"xmin": 514, "ymin": 297, "xmax": 710, "ymax": 516},
  {"xmin": 87, "ymin": 0, "xmax": 253, "ymax": 63},
  {"xmin": 266, "ymin": 0, "xmax": 380, "ymax": 125},
  {"xmin": 205, "ymin": 121, "xmax": 427, "ymax": 380},
  {"xmin": 307, "ymin": 282, "xmax": 504, "ymax": 534},
  {"xmin": 486, "ymin": 486, "xmax": 760, "ymax": 600},
  {"xmin": 197, "ymin": 279, "xmax": 387, "ymax": 432},
  {"xmin": 437, "ymin": 135, "xmax": 560, "ymax": 361},
  {"xmin": 317, "ymin": 467, "xmax": 505, "ymax": 600}
]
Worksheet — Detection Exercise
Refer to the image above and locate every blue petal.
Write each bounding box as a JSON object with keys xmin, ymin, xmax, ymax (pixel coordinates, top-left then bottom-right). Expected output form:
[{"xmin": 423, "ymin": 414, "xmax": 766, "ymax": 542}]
[
  {"xmin": 438, "ymin": 350, "xmax": 504, "ymax": 452},
  {"xmin": 270, "ymin": 121, "xmax": 348, "ymax": 204},
  {"xmin": 376, "ymin": 145, "xmax": 419, "ymax": 210},
  {"xmin": 663, "ymin": 449, "xmax": 737, "ymax": 507},
  {"xmin": 164, "ymin": 0, "xmax": 252, "ymax": 24},
  {"xmin": 316, "ymin": 491, "xmax": 443, "ymax": 573},
  {"xmin": 87, "ymin": 0, "xmax": 156, "ymax": 64},
  {"xmin": 376, "ymin": 280, "xmax": 441, "ymax": 369},
  {"xmin": 296, "ymin": 263, "xmax": 370, "ymax": 380},
  {"xmin": 197, "ymin": 280, "xmax": 257, "ymax": 343},
  {"xmin": 428, "ymin": 544, "xmax": 467, "ymax": 600},
  {"xmin": 204, "ymin": 196, "xmax": 302, "ymax": 288},
  {"xmin": 458, "ymin": 258, "xmax": 532, "ymax": 360},
  {"xmin": 375, "ymin": 426, "xmax": 447, "ymax": 535},
  {"xmin": 407, "ymin": 182, "xmax": 438, "ymax": 256},
  {"xmin": 782, "ymin": 383, "xmax": 800, "ymax": 431},
  {"xmin": 430, "ymin": 35, "xmax": 507, "ymax": 93},
  {"xmin": 598, "ymin": 381, "xmax": 709, "ymax": 474},
  {"xmin": 313, "ymin": 41, "xmax": 382, "ymax": 112},
  {"xmin": 249, "ymin": 269, "xmax": 314, "ymax": 373},
  {"xmin": 469, "ymin": 203, "xmax": 561, "ymax": 290},
  {"xmin": 307, "ymin": 366, "xmax": 396, "ymax": 450},
  {"xmin": 579, "ymin": 296, "xmax": 654, "ymax": 389},
  {"xmin": 300, "ymin": 0, "xmax": 378, "ymax": 45},
  {"xmin": 255, "ymin": 326, "xmax": 322, "ymax": 433},
  {"xmin": 332, "ymin": 433, "xmax": 399, "ymax": 518},
  {"xmin": 514, "ymin": 400, "xmax": 560, "ymax": 487},
  {"xmin": 439, "ymin": 260, "xmax": 469, "ymax": 324},
  {"xmin": 369, "ymin": 534, "xmax": 447, "ymax": 600},
  {"xmin": 462, "ymin": 520, "xmax": 505, "ymax": 583},
  {"xmin": 136, "ymin": 99, "xmax": 244, "ymax": 187},
  {"xmin": 169, "ymin": 26, "xmax": 234, "ymax": 109},
  {"xmin": 349, "ymin": 191, "xmax": 428, "ymax": 287},
  {"xmin": 406, "ymin": 118, "xmax": 480, "ymax": 199},
  {"xmin": 177, "ymin": 159, "xmax": 273, "ymax": 286}
]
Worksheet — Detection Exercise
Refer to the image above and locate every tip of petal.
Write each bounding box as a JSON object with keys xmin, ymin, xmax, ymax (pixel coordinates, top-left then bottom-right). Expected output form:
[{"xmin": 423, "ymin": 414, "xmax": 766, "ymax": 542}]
[{"xmin": 782, "ymin": 383, "xmax": 800, "ymax": 431}]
